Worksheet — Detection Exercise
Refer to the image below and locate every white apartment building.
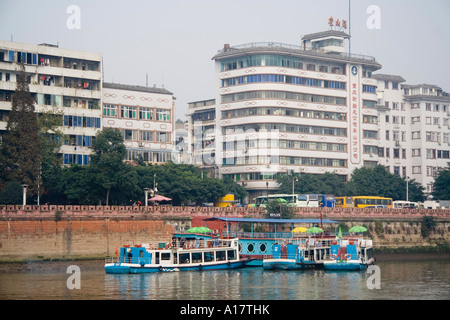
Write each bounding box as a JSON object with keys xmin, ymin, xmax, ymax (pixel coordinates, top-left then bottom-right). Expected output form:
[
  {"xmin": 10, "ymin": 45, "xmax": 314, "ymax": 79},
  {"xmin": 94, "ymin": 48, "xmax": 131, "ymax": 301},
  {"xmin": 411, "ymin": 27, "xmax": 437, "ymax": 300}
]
[
  {"xmin": 102, "ymin": 82, "xmax": 176, "ymax": 164},
  {"xmin": 403, "ymin": 83, "xmax": 450, "ymax": 194},
  {"xmin": 187, "ymin": 98, "xmax": 217, "ymax": 174},
  {"xmin": 372, "ymin": 75, "xmax": 450, "ymax": 196},
  {"xmin": 210, "ymin": 30, "xmax": 383, "ymax": 200},
  {"xmin": 372, "ymin": 73, "xmax": 408, "ymax": 172},
  {"xmin": 0, "ymin": 40, "xmax": 102, "ymax": 165}
]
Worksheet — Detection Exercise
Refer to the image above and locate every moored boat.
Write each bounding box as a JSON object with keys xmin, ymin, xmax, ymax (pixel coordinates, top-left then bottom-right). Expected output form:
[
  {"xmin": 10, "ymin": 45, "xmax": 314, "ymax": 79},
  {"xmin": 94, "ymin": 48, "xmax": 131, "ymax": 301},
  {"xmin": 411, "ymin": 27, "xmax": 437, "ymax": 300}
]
[
  {"xmin": 322, "ymin": 238, "xmax": 375, "ymax": 271},
  {"xmin": 105, "ymin": 237, "xmax": 246, "ymax": 274}
]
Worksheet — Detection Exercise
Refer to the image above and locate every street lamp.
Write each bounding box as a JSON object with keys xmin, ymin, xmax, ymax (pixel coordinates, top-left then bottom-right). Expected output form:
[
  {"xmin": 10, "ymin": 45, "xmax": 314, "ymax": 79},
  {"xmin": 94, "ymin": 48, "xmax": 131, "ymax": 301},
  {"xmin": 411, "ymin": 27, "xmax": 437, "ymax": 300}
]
[
  {"xmin": 143, "ymin": 188, "xmax": 150, "ymax": 210},
  {"xmin": 291, "ymin": 170, "xmax": 298, "ymax": 203},
  {"xmin": 21, "ymin": 184, "xmax": 28, "ymax": 206},
  {"xmin": 406, "ymin": 176, "xmax": 410, "ymax": 202}
]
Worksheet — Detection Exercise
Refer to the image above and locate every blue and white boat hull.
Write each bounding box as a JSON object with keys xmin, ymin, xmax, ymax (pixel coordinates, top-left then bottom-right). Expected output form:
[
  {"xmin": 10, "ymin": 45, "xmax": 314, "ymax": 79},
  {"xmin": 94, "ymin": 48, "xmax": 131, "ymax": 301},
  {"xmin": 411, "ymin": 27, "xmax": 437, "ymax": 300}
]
[
  {"xmin": 262, "ymin": 258, "xmax": 301, "ymax": 270},
  {"xmin": 323, "ymin": 258, "xmax": 374, "ymax": 271}
]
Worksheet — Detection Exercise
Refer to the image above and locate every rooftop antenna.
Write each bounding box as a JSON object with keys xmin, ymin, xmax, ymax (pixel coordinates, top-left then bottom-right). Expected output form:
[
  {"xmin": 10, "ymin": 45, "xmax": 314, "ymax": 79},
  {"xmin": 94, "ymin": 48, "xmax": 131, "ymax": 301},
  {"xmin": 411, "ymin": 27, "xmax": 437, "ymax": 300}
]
[{"xmin": 348, "ymin": 0, "xmax": 351, "ymax": 55}]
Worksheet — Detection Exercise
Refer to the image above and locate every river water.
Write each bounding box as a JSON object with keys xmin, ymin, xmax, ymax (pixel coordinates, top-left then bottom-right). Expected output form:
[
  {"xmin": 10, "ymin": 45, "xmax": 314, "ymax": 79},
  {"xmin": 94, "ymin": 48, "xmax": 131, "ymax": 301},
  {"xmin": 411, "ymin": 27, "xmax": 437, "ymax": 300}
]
[{"xmin": 1, "ymin": 255, "xmax": 449, "ymax": 302}]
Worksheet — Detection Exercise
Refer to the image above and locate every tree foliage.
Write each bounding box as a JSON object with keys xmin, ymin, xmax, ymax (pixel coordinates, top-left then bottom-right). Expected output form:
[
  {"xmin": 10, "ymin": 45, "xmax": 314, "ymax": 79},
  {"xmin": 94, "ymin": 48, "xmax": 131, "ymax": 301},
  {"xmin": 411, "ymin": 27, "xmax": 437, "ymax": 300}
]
[
  {"xmin": 276, "ymin": 165, "xmax": 425, "ymax": 201},
  {"xmin": 38, "ymin": 105, "xmax": 65, "ymax": 204},
  {"xmin": 432, "ymin": 165, "xmax": 450, "ymax": 200},
  {"xmin": 89, "ymin": 128, "xmax": 137, "ymax": 205},
  {"xmin": 0, "ymin": 64, "xmax": 41, "ymax": 197},
  {"xmin": 0, "ymin": 180, "xmax": 23, "ymax": 204},
  {"xmin": 277, "ymin": 171, "xmax": 348, "ymax": 196},
  {"xmin": 265, "ymin": 201, "xmax": 294, "ymax": 219},
  {"xmin": 347, "ymin": 165, "xmax": 425, "ymax": 201}
]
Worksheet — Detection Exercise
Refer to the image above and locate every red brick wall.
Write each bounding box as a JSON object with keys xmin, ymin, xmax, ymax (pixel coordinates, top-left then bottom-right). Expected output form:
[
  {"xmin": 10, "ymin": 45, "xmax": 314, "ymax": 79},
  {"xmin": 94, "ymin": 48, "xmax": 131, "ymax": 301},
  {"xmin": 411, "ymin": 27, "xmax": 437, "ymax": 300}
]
[{"xmin": 0, "ymin": 218, "xmax": 179, "ymax": 261}]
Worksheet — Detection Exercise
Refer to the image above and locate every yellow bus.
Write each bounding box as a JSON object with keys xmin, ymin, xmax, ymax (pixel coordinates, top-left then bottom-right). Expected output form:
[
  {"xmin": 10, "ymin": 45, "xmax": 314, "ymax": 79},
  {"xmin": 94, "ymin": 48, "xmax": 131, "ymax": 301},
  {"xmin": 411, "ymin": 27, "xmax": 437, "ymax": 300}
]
[
  {"xmin": 335, "ymin": 196, "xmax": 353, "ymax": 208},
  {"xmin": 336, "ymin": 196, "xmax": 393, "ymax": 208}
]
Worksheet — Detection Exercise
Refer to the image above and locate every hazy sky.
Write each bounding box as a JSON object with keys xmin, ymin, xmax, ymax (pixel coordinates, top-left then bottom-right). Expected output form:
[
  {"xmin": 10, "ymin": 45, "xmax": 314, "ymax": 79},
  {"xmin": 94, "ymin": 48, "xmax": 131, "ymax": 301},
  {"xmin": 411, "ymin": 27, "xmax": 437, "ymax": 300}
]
[{"xmin": 1, "ymin": 0, "xmax": 449, "ymax": 120}]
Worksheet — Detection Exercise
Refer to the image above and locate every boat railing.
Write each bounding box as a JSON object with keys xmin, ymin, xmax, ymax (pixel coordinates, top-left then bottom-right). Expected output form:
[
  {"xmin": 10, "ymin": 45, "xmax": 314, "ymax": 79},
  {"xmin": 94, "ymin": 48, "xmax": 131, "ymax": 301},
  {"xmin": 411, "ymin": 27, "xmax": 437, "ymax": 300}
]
[
  {"xmin": 105, "ymin": 256, "xmax": 152, "ymax": 265},
  {"xmin": 172, "ymin": 238, "xmax": 236, "ymax": 250},
  {"xmin": 224, "ymin": 231, "xmax": 294, "ymax": 239}
]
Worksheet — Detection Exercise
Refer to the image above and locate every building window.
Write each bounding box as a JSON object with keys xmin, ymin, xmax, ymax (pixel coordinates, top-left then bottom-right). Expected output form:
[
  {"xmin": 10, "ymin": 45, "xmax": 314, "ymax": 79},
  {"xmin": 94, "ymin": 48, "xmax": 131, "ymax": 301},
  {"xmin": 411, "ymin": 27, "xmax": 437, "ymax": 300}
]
[
  {"xmin": 363, "ymin": 100, "xmax": 377, "ymax": 109},
  {"xmin": 63, "ymin": 115, "xmax": 100, "ymax": 128},
  {"xmin": 363, "ymin": 115, "xmax": 378, "ymax": 124},
  {"xmin": 122, "ymin": 129, "xmax": 137, "ymax": 141},
  {"xmin": 103, "ymin": 104, "xmax": 118, "ymax": 117},
  {"xmin": 412, "ymin": 149, "xmax": 421, "ymax": 157},
  {"xmin": 121, "ymin": 106, "xmax": 137, "ymax": 119},
  {"xmin": 426, "ymin": 149, "xmax": 436, "ymax": 159},
  {"xmin": 363, "ymin": 130, "xmax": 378, "ymax": 139},
  {"xmin": 139, "ymin": 107, "xmax": 154, "ymax": 120},
  {"xmin": 64, "ymin": 154, "xmax": 90, "ymax": 165},
  {"xmin": 140, "ymin": 131, "xmax": 153, "ymax": 141},
  {"xmin": 157, "ymin": 109, "xmax": 170, "ymax": 121},
  {"xmin": 156, "ymin": 132, "xmax": 170, "ymax": 143},
  {"xmin": 393, "ymin": 149, "xmax": 400, "ymax": 159},
  {"xmin": 393, "ymin": 166, "xmax": 400, "ymax": 175},
  {"xmin": 363, "ymin": 85, "xmax": 376, "ymax": 93}
]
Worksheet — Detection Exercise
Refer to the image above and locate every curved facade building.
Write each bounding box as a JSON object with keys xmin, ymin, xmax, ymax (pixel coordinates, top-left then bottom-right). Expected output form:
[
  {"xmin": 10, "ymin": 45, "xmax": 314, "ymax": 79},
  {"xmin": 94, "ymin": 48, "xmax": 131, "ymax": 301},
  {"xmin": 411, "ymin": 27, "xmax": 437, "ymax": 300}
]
[{"xmin": 212, "ymin": 31, "xmax": 382, "ymax": 200}]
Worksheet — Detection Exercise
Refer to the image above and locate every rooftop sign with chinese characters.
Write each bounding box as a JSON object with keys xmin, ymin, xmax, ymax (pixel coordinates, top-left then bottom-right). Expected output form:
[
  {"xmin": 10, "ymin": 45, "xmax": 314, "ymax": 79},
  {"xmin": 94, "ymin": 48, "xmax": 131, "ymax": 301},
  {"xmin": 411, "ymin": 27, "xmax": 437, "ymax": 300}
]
[{"xmin": 328, "ymin": 16, "xmax": 348, "ymax": 31}]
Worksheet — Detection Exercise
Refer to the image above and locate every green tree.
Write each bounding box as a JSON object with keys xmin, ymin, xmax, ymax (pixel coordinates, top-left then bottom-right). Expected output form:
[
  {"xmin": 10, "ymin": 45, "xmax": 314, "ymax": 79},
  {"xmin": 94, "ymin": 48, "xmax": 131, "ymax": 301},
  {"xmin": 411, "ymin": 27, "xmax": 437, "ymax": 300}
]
[
  {"xmin": 347, "ymin": 165, "xmax": 424, "ymax": 201},
  {"xmin": 222, "ymin": 176, "xmax": 248, "ymax": 203},
  {"xmin": 432, "ymin": 165, "xmax": 450, "ymax": 200},
  {"xmin": 57, "ymin": 164, "xmax": 98, "ymax": 204},
  {"xmin": 0, "ymin": 180, "xmax": 23, "ymax": 204},
  {"xmin": 265, "ymin": 200, "xmax": 294, "ymax": 219},
  {"xmin": 0, "ymin": 64, "xmax": 41, "ymax": 198},
  {"xmin": 37, "ymin": 105, "xmax": 65, "ymax": 204},
  {"xmin": 89, "ymin": 128, "xmax": 137, "ymax": 205},
  {"xmin": 276, "ymin": 171, "xmax": 347, "ymax": 196}
]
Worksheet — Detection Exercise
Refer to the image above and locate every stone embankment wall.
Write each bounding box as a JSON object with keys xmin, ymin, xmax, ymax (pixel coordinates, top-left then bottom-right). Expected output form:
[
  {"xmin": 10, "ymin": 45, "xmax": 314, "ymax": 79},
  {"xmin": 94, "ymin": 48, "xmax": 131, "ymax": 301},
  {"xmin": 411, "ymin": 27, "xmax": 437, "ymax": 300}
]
[{"xmin": 0, "ymin": 205, "xmax": 449, "ymax": 262}]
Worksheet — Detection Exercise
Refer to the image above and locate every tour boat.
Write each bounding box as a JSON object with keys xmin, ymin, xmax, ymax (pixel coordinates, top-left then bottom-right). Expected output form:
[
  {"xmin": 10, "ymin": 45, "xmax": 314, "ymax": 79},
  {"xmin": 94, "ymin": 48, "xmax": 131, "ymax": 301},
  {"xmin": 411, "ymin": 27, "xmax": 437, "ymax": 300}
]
[
  {"xmin": 322, "ymin": 238, "xmax": 375, "ymax": 271},
  {"xmin": 104, "ymin": 237, "xmax": 246, "ymax": 274},
  {"xmin": 262, "ymin": 242, "xmax": 322, "ymax": 270}
]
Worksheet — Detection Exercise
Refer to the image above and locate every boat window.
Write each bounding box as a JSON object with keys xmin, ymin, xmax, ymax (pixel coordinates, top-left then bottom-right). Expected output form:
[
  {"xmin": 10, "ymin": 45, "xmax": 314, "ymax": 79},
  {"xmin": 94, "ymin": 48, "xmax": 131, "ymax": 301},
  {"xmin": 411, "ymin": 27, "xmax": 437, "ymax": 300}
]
[
  {"xmin": 161, "ymin": 253, "xmax": 171, "ymax": 260},
  {"xmin": 216, "ymin": 251, "xmax": 226, "ymax": 261},
  {"xmin": 247, "ymin": 243, "xmax": 255, "ymax": 253},
  {"xmin": 203, "ymin": 251, "xmax": 214, "ymax": 262},
  {"xmin": 139, "ymin": 250, "xmax": 144, "ymax": 258},
  {"xmin": 192, "ymin": 252, "xmax": 202, "ymax": 263},
  {"xmin": 179, "ymin": 253, "xmax": 190, "ymax": 264},
  {"xmin": 227, "ymin": 250, "xmax": 236, "ymax": 260},
  {"xmin": 259, "ymin": 243, "xmax": 267, "ymax": 253},
  {"xmin": 238, "ymin": 243, "xmax": 243, "ymax": 253}
]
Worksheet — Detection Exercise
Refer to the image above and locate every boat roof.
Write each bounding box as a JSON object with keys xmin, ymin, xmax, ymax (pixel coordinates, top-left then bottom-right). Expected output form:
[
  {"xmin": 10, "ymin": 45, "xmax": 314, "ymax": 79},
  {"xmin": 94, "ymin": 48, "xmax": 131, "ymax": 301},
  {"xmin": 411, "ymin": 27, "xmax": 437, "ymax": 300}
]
[{"xmin": 203, "ymin": 217, "xmax": 339, "ymax": 224}]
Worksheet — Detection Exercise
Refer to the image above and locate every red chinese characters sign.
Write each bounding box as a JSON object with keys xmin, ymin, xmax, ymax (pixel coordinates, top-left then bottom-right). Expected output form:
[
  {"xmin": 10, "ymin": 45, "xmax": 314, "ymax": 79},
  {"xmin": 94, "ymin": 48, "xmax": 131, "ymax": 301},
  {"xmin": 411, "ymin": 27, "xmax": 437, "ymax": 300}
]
[{"xmin": 349, "ymin": 65, "xmax": 360, "ymax": 164}]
